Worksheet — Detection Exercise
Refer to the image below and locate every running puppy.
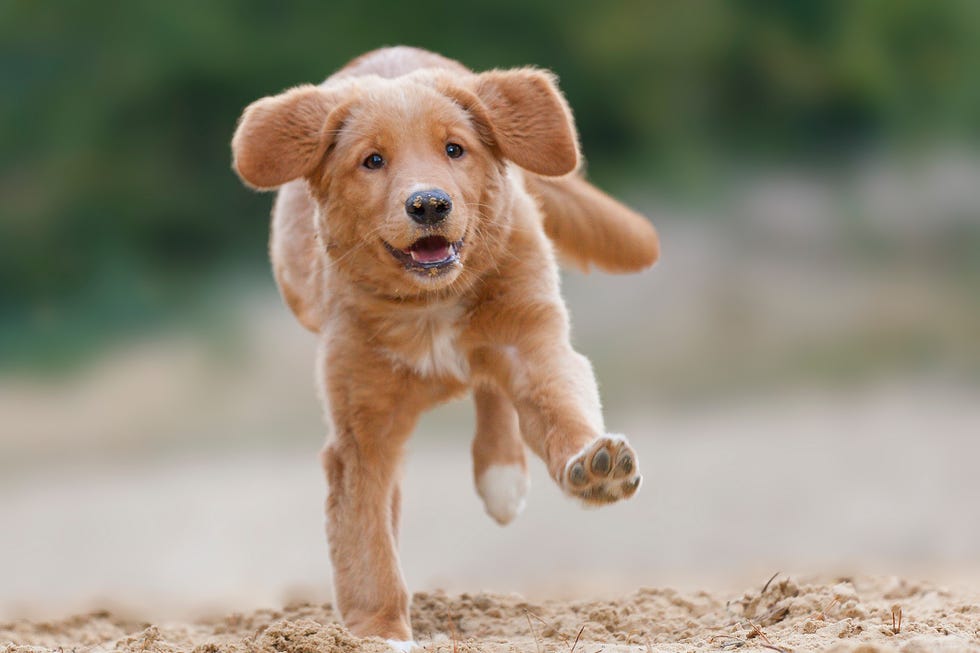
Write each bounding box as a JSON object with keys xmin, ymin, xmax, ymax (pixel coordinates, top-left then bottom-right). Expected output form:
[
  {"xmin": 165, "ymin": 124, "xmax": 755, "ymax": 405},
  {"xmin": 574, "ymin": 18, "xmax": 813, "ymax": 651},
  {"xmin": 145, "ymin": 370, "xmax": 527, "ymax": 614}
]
[{"xmin": 231, "ymin": 46, "xmax": 659, "ymax": 650}]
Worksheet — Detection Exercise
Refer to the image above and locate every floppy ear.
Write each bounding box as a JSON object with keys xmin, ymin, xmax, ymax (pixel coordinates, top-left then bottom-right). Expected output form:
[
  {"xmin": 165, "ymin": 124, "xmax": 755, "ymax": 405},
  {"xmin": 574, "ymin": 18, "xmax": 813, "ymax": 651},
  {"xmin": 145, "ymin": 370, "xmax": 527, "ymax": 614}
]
[
  {"xmin": 231, "ymin": 84, "xmax": 345, "ymax": 190},
  {"xmin": 465, "ymin": 69, "xmax": 580, "ymax": 177}
]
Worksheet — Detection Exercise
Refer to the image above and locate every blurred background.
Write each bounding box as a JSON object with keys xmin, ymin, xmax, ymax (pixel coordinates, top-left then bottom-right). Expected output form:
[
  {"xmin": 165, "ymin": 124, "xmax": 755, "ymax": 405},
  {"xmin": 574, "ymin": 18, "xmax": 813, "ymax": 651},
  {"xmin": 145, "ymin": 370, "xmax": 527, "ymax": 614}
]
[{"xmin": 2, "ymin": 0, "xmax": 978, "ymax": 621}]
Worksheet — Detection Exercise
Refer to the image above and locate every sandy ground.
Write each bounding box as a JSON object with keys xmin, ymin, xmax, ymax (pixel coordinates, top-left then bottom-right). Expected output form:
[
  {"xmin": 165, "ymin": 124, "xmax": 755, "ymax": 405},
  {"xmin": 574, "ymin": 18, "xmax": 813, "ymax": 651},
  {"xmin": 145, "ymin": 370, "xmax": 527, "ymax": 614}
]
[
  {"xmin": 1, "ymin": 385, "xmax": 979, "ymax": 652},
  {"xmin": 3, "ymin": 575, "xmax": 979, "ymax": 652},
  {"xmin": 2, "ymin": 219, "xmax": 978, "ymax": 651}
]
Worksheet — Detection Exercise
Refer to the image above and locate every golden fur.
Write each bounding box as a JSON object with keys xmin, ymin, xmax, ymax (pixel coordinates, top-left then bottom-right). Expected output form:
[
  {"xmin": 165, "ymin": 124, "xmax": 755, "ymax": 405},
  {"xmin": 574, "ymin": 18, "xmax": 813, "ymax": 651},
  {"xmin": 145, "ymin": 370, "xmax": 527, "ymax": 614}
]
[{"xmin": 232, "ymin": 46, "xmax": 659, "ymax": 645}]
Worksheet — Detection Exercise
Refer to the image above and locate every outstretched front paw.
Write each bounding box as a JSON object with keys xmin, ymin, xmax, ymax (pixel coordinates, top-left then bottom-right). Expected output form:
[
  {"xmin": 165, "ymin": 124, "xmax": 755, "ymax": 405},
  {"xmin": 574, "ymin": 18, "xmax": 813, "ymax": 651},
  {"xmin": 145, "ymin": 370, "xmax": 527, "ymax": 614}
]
[{"xmin": 561, "ymin": 434, "xmax": 641, "ymax": 505}]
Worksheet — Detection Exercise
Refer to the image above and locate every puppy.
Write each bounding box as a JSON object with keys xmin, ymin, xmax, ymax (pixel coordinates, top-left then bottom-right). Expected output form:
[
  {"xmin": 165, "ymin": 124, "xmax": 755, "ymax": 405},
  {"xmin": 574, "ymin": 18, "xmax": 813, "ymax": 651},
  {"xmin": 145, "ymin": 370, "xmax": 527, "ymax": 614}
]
[{"xmin": 232, "ymin": 46, "xmax": 659, "ymax": 650}]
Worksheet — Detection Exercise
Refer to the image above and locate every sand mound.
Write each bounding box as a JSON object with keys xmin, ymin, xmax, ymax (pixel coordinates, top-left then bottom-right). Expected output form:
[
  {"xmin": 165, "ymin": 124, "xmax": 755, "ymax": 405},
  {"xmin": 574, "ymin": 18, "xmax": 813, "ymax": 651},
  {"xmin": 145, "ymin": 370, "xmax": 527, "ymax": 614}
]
[{"xmin": 2, "ymin": 576, "xmax": 977, "ymax": 652}]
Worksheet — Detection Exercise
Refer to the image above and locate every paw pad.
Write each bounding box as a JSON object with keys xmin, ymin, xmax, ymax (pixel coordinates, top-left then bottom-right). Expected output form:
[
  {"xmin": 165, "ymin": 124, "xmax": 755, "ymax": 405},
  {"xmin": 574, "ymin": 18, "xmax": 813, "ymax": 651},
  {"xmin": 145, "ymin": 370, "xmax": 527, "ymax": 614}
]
[
  {"xmin": 591, "ymin": 447, "xmax": 611, "ymax": 474},
  {"xmin": 561, "ymin": 434, "xmax": 641, "ymax": 505}
]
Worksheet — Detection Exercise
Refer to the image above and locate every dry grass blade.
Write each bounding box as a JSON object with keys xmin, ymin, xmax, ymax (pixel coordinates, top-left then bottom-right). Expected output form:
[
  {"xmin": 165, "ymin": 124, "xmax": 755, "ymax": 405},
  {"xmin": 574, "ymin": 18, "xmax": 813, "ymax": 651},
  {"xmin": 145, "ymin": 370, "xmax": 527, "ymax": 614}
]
[
  {"xmin": 446, "ymin": 605, "xmax": 459, "ymax": 653},
  {"xmin": 891, "ymin": 604, "xmax": 903, "ymax": 634},
  {"xmin": 761, "ymin": 572, "xmax": 781, "ymax": 595},
  {"xmin": 756, "ymin": 604, "xmax": 790, "ymax": 627},
  {"xmin": 525, "ymin": 611, "xmax": 541, "ymax": 653},
  {"xmin": 569, "ymin": 624, "xmax": 585, "ymax": 653},
  {"xmin": 746, "ymin": 618, "xmax": 789, "ymax": 653},
  {"xmin": 809, "ymin": 597, "xmax": 839, "ymax": 621},
  {"xmin": 525, "ymin": 609, "xmax": 572, "ymax": 649}
]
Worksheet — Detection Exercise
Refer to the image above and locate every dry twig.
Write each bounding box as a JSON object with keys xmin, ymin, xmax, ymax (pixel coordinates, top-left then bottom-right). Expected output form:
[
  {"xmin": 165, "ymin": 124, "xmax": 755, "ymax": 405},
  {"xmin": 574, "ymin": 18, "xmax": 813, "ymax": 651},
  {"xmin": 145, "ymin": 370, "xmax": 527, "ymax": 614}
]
[
  {"xmin": 569, "ymin": 624, "xmax": 585, "ymax": 653},
  {"xmin": 746, "ymin": 618, "xmax": 789, "ymax": 653},
  {"xmin": 891, "ymin": 604, "xmax": 903, "ymax": 634},
  {"xmin": 761, "ymin": 572, "xmax": 781, "ymax": 596},
  {"xmin": 524, "ymin": 609, "xmax": 593, "ymax": 653},
  {"xmin": 525, "ymin": 612, "xmax": 541, "ymax": 653},
  {"xmin": 446, "ymin": 605, "xmax": 459, "ymax": 653}
]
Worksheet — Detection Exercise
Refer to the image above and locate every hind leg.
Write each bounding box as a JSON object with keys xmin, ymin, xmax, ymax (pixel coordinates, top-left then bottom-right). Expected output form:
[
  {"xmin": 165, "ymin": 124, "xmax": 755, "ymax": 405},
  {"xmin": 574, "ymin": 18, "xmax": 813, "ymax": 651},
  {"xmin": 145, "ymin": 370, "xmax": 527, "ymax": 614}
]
[{"xmin": 472, "ymin": 385, "xmax": 529, "ymax": 525}]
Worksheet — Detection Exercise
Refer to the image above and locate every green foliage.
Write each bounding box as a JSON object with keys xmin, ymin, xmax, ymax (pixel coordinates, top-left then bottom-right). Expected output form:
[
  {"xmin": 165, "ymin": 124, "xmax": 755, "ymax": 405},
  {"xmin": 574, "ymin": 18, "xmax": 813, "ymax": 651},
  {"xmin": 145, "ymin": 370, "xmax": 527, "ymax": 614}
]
[{"xmin": 2, "ymin": 0, "xmax": 980, "ymax": 365}]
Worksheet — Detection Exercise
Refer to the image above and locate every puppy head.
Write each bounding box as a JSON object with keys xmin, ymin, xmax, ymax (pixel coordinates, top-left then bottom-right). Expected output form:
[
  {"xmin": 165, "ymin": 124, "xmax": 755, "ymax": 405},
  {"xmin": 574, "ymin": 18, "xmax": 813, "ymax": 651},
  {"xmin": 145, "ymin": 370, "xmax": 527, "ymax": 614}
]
[{"xmin": 232, "ymin": 68, "xmax": 579, "ymax": 295}]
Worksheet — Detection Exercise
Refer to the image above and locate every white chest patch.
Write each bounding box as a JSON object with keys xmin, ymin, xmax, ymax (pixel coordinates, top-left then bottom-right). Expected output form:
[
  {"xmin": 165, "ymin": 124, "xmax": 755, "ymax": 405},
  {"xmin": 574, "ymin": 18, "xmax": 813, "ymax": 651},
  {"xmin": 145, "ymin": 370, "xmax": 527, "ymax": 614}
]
[{"xmin": 383, "ymin": 303, "xmax": 469, "ymax": 382}]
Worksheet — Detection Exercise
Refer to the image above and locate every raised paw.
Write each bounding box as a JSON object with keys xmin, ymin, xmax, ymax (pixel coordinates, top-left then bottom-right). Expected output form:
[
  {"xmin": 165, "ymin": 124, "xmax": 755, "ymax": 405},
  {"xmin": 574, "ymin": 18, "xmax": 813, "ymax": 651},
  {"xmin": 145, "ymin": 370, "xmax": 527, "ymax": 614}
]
[{"xmin": 561, "ymin": 434, "xmax": 641, "ymax": 505}]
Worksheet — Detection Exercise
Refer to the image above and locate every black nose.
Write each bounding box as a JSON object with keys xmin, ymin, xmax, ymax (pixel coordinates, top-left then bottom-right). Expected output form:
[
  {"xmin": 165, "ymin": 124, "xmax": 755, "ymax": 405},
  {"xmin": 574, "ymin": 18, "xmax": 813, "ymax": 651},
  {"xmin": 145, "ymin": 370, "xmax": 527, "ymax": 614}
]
[{"xmin": 405, "ymin": 189, "xmax": 452, "ymax": 225}]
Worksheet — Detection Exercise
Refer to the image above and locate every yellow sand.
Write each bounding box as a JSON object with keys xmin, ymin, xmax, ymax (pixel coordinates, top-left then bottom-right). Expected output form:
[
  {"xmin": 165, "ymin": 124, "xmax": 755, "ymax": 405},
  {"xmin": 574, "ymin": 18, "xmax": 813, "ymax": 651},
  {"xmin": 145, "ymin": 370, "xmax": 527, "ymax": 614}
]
[{"xmin": 3, "ymin": 576, "xmax": 978, "ymax": 652}]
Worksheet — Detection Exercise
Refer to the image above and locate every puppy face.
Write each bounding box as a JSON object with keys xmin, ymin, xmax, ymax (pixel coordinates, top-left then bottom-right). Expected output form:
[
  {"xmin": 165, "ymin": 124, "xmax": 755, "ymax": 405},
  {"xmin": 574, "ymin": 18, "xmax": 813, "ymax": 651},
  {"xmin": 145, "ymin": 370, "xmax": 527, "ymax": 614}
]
[
  {"xmin": 315, "ymin": 77, "xmax": 499, "ymax": 293},
  {"xmin": 232, "ymin": 69, "xmax": 580, "ymax": 297}
]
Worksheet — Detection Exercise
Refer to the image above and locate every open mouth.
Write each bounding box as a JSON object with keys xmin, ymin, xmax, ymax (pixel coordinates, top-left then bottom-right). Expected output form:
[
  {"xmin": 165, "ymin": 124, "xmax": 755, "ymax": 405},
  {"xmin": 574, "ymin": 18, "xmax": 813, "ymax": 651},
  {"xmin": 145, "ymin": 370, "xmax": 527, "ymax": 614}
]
[{"xmin": 384, "ymin": 235, "xmax": 463, "ymax": 274}]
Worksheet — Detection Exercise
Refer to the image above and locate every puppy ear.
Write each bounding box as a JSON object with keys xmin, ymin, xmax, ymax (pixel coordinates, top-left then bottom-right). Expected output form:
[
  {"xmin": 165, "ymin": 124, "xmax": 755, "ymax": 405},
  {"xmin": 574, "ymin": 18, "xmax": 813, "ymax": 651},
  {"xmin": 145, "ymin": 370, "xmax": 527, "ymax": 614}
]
[
  {"xmin": 232, "ymin": 85, "xmax": 345, "ymax": 189},
  {"xmin": 468, "ymin": 69, "xmax": 580, "ymax": 177}
]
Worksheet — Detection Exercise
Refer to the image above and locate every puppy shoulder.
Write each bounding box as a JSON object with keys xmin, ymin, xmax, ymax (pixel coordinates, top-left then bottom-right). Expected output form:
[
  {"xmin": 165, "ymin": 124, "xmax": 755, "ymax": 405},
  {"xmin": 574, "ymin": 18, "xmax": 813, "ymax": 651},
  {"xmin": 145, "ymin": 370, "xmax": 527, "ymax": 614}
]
[{"xmin": 270, "ymin": 180, "xmax": 324, "ymax": 332}]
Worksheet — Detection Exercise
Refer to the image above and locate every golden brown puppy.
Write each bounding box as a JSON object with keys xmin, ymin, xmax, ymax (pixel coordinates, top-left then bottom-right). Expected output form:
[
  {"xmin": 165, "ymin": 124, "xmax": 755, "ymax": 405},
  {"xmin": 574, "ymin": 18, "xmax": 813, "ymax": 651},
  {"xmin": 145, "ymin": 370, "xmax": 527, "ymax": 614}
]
[{"xmin": 232, "ymin": 46, "xmax": 659, "ymax": 650}]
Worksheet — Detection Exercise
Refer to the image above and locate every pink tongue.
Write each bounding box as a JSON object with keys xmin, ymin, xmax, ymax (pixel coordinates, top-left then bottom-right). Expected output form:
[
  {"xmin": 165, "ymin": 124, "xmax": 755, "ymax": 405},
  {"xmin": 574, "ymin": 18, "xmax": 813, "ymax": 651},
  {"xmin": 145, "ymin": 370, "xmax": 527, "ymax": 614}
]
[{"xmin": 409, "ymin": 238, "xmax": 451, "ymax": 263}]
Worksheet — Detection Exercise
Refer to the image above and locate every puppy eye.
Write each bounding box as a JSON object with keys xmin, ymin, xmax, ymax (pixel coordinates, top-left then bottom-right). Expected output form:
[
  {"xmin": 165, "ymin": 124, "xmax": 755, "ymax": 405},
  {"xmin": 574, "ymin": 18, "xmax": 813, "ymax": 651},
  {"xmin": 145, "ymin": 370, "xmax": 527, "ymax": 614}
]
[
  {"xmin": 362, "ymin": 153, "xmax": 385, "ymax": 169},
  {"xmin": 445, "ymin": 143, "xmax": 464, "ymax": 159}
]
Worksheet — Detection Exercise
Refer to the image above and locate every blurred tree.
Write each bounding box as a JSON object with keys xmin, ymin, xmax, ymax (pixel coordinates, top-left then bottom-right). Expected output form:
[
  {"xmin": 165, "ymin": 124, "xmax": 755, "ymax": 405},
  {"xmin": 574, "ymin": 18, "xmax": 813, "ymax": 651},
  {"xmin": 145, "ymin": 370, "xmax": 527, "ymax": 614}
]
[{"xmin": 2, "ymin": 0, "xmax": 979, "ymax": 366}]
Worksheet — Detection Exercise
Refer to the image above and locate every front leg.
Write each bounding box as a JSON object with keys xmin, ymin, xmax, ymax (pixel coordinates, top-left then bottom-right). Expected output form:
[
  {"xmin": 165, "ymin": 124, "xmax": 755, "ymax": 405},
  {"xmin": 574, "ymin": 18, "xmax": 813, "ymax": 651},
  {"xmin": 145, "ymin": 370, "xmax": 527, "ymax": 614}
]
[
  {"xmin": 471, "ymin": 308, "xmax": 642, "ymax": 505},
  {"xmin": 317, "ymin": 342, "xmax": 432, "ymax": 644}
]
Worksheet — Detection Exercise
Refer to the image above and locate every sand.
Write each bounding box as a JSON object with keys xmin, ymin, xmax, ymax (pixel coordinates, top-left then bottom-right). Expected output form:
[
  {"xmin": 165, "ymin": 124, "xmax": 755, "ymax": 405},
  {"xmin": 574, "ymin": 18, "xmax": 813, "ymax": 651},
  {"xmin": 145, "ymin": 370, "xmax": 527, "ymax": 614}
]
[
  {"xmin": 3, "ymin": 576, "xmax": 978, "ymax": 653},
  {"xmin": 2, "ymin": 219, "xmax": 979, "ymax": 652}
]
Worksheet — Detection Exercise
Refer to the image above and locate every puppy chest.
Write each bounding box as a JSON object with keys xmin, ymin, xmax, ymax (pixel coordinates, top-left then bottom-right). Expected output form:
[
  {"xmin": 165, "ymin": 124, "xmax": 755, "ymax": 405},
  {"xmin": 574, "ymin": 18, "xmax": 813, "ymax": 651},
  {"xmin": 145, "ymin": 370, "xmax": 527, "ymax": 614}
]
[{"xmin": 382, "ymin": 306, "xmax": 469, "ymax": 382}]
